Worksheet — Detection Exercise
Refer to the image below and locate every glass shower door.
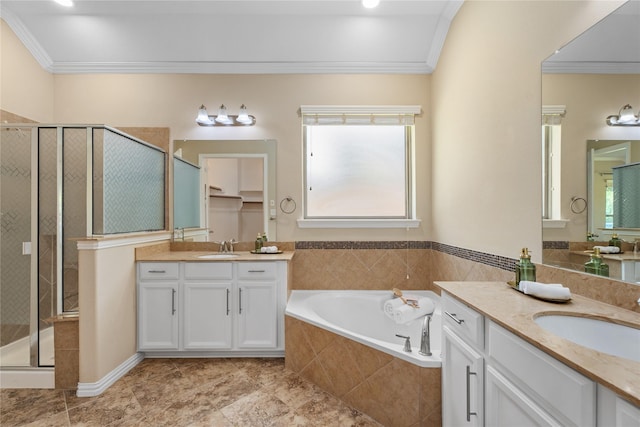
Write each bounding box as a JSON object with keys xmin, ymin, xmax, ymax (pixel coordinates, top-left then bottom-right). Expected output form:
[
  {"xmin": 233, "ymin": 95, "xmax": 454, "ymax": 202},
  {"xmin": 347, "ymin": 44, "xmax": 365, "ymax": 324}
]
[{"xmin": 0, "ymin": 127, "xmax": 34, "ymax": 367}]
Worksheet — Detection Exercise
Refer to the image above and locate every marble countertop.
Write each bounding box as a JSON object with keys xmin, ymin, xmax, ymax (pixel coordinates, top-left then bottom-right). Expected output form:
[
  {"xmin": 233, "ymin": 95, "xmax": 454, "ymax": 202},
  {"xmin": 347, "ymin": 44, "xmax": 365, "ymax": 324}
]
[
  {"xmin": 434, "ymin": 281, "xmax": 640, "ymax": 407},
  {"xmin": 136, "ymin": 250, "xmax": 295, "ymax": 262},
  {"xmin": 570, "ymin": 250, "xmax": 640, "ymax": 262}
]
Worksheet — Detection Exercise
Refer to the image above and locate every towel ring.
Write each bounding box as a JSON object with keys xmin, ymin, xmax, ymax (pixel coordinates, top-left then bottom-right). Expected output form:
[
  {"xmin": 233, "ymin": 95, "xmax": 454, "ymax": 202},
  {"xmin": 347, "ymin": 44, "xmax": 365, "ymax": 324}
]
[
  {"xmin": 570, "ymin": 196, "xmax": 587, "ymax": 214},
  {"xmin": 280, "ymin": 196, "xmax": 296, "ymax": 214}
]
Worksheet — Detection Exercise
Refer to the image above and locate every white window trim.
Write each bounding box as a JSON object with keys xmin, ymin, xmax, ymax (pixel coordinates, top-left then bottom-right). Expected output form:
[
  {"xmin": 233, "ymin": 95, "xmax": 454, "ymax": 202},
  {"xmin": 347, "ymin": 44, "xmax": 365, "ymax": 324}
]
[
  {"xmin": 299, "ymin": 105, "xmax": 421, "ymax": 229},
  {"xmin": 297, "ymin": 218, "xmax": 421, "ymax": 229},
  {"xmin": 300, "ymin": 105, "xmax": 422, "ymax": 116}
]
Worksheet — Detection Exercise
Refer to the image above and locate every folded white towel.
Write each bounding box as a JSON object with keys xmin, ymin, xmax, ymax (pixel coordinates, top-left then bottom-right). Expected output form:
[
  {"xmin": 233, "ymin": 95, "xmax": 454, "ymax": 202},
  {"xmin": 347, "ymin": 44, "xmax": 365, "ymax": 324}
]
[
  {"xmin": 393, "ymin": 297, "xmax": 436, "ymax": 324},
  {"xmin": 519, "ymin": 281, "xmax": 571, "ymax": 301},
  {"xmin": 383, "ymin": 298, "xmax": 406, "ymax": 319},
  {"xmin": 260, "ymin": 245, "xmax": 279, "ymax": 253},
  {"xmin": 593, "ymin": 246, "xmax": 620, "ymax": 254}
]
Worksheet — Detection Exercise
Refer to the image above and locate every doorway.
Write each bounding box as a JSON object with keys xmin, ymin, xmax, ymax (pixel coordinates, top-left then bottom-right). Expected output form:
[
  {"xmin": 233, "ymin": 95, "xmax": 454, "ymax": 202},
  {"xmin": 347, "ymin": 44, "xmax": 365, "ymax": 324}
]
[{"xmin": 203, "ymin": 155, "xmax": 267, "ymax": 243}]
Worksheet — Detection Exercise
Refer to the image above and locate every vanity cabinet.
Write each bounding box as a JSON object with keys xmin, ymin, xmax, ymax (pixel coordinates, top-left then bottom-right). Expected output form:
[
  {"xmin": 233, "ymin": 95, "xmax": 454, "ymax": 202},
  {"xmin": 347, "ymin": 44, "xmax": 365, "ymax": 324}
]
[
  {"xmin": 441, "ymin": 291, "xmax": 598, "ymax": 427},
  {"xmin": 137, "ymin": 260, "xmax": 286, "ymax": 355},
  {"xmin": 442, "ymin": 292, "xmax": 485, "ymax": 426}
]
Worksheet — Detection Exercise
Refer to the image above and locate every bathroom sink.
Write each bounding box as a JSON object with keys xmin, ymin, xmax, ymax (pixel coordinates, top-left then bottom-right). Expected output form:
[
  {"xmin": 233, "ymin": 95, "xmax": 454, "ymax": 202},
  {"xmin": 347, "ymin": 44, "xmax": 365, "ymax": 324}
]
[
  {"xmin": 197, "ymin": 254, "xmax": 239, "ymax": 259},
  {"xmin": 534, "ymin": 314, "xmax": 640, "ymax": 362}
]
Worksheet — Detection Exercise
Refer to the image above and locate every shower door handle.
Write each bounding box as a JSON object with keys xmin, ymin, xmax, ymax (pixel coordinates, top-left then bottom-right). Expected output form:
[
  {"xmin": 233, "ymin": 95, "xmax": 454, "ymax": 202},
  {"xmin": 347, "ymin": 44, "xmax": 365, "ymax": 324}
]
[{"xmin": 171, "ymin": 288, "xmax": 176, "ymax": 315}]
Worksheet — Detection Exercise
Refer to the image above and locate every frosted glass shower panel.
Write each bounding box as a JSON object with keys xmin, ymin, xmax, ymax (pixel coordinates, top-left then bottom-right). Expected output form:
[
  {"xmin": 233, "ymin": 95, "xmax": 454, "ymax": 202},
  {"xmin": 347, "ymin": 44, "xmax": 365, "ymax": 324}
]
[
  {"xmin": 613, "ymin": 162, "xmax": 640, "ymax": 228},
  {"xmin": 173, "ymin": 157, "xmax": 200, "ymax": 229},
  {"xmin": 93, "ymin": 128, "xmax": 165, "ymax": 234}
]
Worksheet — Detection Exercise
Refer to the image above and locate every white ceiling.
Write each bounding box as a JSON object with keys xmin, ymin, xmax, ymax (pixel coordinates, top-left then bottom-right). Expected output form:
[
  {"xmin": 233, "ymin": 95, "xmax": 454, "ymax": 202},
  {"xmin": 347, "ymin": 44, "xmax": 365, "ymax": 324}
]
[
  {"xmin": 0, "ymin": 0, "xmax": 463, "ymax": 74},
  {"xmin": 542, "ymin": 0, "xmax": 640, "ymax": 74},
  {"xmin": 0, "ymin": 0, "xmax": 638, "ymax": 75}
]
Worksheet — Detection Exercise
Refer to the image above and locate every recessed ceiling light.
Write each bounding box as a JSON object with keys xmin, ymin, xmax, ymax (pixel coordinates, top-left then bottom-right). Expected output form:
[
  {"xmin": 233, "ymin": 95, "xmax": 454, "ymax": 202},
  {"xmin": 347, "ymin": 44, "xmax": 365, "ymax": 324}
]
[
  {"xmin": 362, "ymin": 0, "xmax": 380, "ymax": 9},
  {"xmin": 54, "ymin": 0, "xmax": 74, "ymax": 6}
]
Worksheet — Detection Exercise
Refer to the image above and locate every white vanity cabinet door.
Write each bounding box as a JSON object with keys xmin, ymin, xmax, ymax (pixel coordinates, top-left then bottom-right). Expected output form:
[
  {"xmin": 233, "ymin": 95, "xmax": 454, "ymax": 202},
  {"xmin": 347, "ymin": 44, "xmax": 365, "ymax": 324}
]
[
  {"xmin": 486, "ymin": 365, "xmax": 563, "ymax": 427},
  {"xmin": 182, "ymin": 282, "xmax": 232, "ymax": 350},
  {"xmin": 442, "ymin": 325, "xmax": 484, "ymax": 427},
  {"xmin": 236, "ymin": 262, "xmax": 280, "ymax": 349},
  {"xmin": 138, "ymin": 282, "xmax": 179, "ymax": 350},
  {"xmin": 236, "ymin": 282, "xmax": 277, "ymax": 349}
]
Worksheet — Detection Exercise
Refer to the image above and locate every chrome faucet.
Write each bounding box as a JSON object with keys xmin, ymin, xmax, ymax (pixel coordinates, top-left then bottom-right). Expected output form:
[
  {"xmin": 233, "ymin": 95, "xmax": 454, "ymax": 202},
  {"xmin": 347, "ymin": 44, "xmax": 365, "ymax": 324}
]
[
  {"xmin": 227, "ymin": 238, "xmax": 237, "ymax": 253},
  {"xmin": 396, "ymin": 334, "xmax": 412, "ymax": 352},
  {"xmin": 419, "ymin": 314, "xmax": 432, "ymax": 356}
]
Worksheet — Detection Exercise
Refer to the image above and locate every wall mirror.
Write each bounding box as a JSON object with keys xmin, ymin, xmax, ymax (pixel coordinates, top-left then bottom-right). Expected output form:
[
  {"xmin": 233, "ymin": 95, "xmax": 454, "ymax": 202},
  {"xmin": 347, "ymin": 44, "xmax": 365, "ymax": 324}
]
[
  {"xmin": 173, "ymin": 139, "xmax": 277, "ymax": 242},
  {"xmin": 541, "ymin": 1, "xmax": 640, "ymax": 284}
]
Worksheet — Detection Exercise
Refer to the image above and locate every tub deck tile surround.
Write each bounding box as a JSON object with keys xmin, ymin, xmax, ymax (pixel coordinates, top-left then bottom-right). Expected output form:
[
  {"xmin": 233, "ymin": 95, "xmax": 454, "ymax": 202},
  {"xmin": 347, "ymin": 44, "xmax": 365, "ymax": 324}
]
[{"xmin": 285, "ymin": 315, "xmax": 442, "ymax": 427}]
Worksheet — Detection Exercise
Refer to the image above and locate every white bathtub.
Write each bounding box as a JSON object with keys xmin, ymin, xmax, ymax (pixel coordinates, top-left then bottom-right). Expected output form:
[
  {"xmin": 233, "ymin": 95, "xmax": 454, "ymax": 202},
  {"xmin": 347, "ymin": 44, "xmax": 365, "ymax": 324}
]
[{"xmin": 285, "ymin": 290, "xmax": 441, "ymax": 368}]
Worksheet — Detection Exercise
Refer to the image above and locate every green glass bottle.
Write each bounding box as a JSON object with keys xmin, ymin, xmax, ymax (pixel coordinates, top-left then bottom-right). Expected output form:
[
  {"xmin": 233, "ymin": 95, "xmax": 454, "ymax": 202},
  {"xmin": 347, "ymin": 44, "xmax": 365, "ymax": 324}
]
[
  {"xmin": 608, "ymin": 233, "xmax": 623, "ymax": 253},
  {"xmin": 254, "ymin": 233, "xmax": 263, "ymax": 252},
  {"xmin": 584, "ymin": 247, "xmax": 609, "ymax": 277},
  {"xmin": 515, "ymin": 248, "xmax": 536, "ymax": 290}
]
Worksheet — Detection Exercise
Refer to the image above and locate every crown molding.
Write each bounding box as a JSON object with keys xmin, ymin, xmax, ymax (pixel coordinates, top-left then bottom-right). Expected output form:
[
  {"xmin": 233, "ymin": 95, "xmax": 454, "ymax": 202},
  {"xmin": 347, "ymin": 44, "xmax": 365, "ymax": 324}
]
[
  {"xmin": 542, "ymin": 61, "xmax": 640, "ymax": 74},
  {"xmin": 0, "ymin": 10, "xmax": 53, "ymax": 72}
]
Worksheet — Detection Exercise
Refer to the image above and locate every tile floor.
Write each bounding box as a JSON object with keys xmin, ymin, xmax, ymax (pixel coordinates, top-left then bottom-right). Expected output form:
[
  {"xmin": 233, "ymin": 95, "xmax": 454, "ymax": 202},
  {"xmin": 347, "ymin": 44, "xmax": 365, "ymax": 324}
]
[{"xmin": 1, "ymin": 358, "xmax": 383, "ymax": 427}]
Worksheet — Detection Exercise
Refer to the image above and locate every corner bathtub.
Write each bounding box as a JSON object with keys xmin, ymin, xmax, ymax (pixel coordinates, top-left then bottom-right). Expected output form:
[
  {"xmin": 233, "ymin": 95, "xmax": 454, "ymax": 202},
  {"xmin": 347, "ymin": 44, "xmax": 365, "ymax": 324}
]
[{"xmin": 285, "ymin": 290, "xmax": 441, "ymax": 368}]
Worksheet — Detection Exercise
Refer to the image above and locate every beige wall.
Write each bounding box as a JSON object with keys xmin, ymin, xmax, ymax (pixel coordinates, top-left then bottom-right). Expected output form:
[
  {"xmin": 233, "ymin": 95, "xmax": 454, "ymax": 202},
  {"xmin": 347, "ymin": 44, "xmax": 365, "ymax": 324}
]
[
  {"xmin": 51, "ymin": 73, "xmax": 433, "ymax": 243},
  {"xmin": 542, "ymin": 74, "xmax": 640, "ymax": 242},
  {"xmin": 0, "ymin": 20, "xmax": 55, "ymax": 122},
  {"xmin": 78, "ymin": 245, "xmax": 137, "ymax": 383},
  {"xmin": 431, "ymin": 0, "xmax": 624, "ymax": 263}
]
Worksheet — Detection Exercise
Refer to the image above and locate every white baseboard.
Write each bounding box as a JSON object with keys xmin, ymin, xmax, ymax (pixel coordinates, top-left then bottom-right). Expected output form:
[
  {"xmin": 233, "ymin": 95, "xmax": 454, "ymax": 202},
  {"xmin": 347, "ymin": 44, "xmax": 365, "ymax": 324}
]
[
  {"xmin": 0, "ymin": 368, "xmax": 55, "ymax": 389},
  {"xmin": 76, "ymin": 352, "xmax": 144, "ymax": 397}
]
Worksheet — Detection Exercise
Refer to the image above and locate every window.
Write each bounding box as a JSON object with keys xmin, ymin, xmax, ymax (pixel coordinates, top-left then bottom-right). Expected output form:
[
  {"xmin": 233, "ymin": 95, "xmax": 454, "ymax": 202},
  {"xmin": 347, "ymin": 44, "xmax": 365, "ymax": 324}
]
[
  {"xmin": 541, "ymin": 105, "xmax": 566, "ymax": 228},
  {"xmin": 299, "ymin": 105, "xmax": 420, "ymax": 228}
]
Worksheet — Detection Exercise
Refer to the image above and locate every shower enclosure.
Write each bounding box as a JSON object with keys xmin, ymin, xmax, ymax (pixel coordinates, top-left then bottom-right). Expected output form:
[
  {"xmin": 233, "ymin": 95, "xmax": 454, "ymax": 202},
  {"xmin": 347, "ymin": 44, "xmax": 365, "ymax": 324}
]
[{"xmin": 1, "ymin": 125, "xmax": 165, "ymax": 371}]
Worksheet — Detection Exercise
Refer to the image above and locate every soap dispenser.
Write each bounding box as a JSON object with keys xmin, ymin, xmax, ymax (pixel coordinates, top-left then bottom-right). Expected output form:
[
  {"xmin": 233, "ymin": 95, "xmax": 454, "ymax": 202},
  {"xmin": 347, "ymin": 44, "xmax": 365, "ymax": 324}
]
[
  {"xmin": 608, "ymin": 233, "xmax": 623, "ymax": 253},
  {"xmin": 515, "ymin": 248, "xmax": 536, "ymax": 290},
  {"xmin": 584, "ymin": 247, "xmax": 609, "ymax": 277},
  {"xmin": 254, "ymin": 233, "xmax": 263, "ymax": 252}
]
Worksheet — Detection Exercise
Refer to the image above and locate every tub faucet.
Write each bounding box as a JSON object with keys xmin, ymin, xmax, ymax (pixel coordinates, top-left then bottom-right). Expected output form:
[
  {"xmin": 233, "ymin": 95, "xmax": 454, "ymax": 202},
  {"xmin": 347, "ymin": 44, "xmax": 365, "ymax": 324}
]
[
  {"xmin": 395, "ymin": 334, "xmax": 412, "ymax": 352},
  {"xmin": 419, "ymin": 314, "xmax": 432, "ymax": 356}
]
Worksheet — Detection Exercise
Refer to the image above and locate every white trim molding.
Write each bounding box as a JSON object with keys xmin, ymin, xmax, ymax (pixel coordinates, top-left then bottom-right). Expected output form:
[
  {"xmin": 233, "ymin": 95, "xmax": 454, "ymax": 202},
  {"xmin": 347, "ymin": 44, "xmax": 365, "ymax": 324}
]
[
  {"xmin": 297, "ymin": 219, "xmax": 421, "ymax": 229},
  {"xmin": 300, "ymin": 105, "xmax": 422, "ymax": 116},
  {"xmin": 76, "ymin": 352, "xmax": 144, "ymax": 397}
]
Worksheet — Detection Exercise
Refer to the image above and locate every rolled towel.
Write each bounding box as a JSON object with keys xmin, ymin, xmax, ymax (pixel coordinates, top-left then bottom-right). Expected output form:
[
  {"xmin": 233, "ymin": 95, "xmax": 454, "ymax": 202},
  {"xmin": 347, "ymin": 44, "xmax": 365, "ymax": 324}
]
[
  {"xmin": 593, "ymin": 246, "xmax": 620, "ymax": 254},
  {"xmin": 519, "ymin": 281, "xmax": 571, "ymax": 301},
  {"xmin": 393, "ymin": 297, "xmax": 436, "ymax": 324},
  {"xmin": 383, "ymin": 298, "xmax": 405, "ymax": 319},
  {"xmin": 260, "ymin": 245, "xmax": 279, "ymax": 253}
]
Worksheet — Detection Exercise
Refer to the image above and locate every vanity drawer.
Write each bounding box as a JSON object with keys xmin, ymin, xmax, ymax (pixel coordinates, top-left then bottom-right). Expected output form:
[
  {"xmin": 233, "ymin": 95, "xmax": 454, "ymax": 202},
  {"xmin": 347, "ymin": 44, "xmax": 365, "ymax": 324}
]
[
  {"xmin": 184, "ymin": 262, "xmax": 233, "ymax": 280},
  {"xmin": 441, "ymin": 291, "xmax": 484, "ymax": 349},
  {"xmin": 138, "ymin": 262, "xmax": 179, "ymax": 280},
  {"xmin": 237, "ymin": 262, "xmax": 277, "ymax": 280}
]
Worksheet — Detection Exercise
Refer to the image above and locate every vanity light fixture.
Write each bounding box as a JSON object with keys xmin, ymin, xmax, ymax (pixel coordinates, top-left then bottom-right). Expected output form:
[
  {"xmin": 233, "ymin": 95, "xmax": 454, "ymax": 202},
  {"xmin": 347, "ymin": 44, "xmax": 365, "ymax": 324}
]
[
  {"xmin": 196, "ymin": 104, "xmax": 256, "ymax": 127},
  {"xmin": 606, "ymin": 104, "xmax": 640, "ymax": 126}
]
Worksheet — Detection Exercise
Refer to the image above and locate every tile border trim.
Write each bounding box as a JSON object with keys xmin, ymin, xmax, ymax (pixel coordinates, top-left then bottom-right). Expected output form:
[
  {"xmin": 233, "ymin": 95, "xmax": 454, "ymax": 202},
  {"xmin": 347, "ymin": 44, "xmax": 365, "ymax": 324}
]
[{"xmin": 294, "ymin": 241, "xmax": 517, "ymax": 272}]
